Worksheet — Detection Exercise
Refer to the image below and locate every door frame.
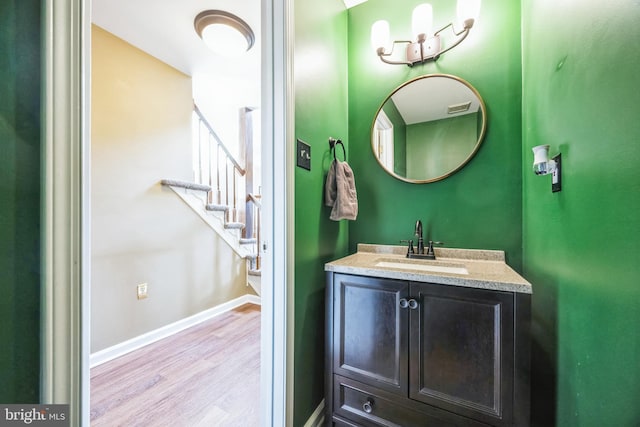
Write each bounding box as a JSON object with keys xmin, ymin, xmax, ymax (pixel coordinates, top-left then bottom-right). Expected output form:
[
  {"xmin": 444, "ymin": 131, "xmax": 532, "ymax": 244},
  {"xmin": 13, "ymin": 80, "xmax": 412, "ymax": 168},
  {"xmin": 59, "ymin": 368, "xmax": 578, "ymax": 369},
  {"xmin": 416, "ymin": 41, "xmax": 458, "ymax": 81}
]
[
  {"xmin": 261, "ymin": 0, "xmax": 295, "ymax": 425},
  {"xmin": 41, "ymin": 2, "xmax": 90, "ymax": 425},
  {"xmin": 41, "ymin": 0, "xmax": 293, "ymax": 425}
]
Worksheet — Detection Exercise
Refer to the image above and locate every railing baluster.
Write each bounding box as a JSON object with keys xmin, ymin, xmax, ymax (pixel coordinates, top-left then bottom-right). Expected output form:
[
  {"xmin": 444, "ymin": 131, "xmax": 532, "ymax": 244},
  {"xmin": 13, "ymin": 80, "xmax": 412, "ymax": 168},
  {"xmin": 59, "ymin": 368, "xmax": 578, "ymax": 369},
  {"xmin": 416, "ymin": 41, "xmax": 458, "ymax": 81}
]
[
  {"xmin": 225, "ymin": 160, "xmax": 230, "ymax": 222},
  {"xmin": 232, "ymin": 170, "xmax": 237, "ymax": 222},
  {"xmin": 207, "ymin": 133, "xmax": 213, "ymax": 204},
  {"xmin": 216, "ymin": 145, "xmax": 221, "ymax": 204},
  {"xmin": 198, "ymin": 119, "xmax": 204, "ymax": 184}
]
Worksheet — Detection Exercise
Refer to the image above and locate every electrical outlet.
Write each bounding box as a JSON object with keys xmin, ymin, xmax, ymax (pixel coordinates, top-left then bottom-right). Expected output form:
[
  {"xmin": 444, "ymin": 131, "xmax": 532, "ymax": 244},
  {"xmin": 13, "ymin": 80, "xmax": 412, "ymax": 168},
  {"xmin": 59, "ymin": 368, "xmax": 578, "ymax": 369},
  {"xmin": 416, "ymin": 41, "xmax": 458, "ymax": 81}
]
[
  {"xmin": 137, "ymin": 283, "xmax": 148, "ymax": 300},
  {"xmin": 551, "ymin": 154, "xmax": 561, "ymax": 193}
]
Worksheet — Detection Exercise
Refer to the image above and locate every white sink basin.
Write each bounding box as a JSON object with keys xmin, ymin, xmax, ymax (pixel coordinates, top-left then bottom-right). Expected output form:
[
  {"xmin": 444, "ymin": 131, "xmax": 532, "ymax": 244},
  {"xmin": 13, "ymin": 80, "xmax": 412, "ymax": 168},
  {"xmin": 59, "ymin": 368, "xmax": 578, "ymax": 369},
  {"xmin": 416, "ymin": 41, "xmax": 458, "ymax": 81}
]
[{"xmin": 375, "ymin": 260, "xmax": 469, "ymax": 275}]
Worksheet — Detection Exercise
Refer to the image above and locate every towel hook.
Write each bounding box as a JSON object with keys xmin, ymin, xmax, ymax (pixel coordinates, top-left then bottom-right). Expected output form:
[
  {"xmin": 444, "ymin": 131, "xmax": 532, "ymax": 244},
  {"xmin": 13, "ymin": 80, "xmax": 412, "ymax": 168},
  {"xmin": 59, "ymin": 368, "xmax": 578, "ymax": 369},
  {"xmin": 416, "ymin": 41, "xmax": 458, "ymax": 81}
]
[{"xmin": 329, "ymin": 137, "xmax": 346, "ymax": 161}]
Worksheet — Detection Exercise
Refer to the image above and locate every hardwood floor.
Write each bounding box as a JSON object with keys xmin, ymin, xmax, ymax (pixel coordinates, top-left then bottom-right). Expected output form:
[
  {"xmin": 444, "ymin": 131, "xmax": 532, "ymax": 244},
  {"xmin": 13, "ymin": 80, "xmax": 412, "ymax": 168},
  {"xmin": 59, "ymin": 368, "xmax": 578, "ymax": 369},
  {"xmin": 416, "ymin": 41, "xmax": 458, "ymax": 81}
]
[{"xmin": 90, "ymin": 303, "xmax": 261, "ymax": 426}]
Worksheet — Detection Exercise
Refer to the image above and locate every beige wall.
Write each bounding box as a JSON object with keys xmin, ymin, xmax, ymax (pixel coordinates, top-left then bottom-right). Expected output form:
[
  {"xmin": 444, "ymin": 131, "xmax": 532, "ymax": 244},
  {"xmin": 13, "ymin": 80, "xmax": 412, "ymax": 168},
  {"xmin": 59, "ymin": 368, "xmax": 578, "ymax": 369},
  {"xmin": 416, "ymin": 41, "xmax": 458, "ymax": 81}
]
[{"xmin": 91, "ymin": 25, "xmax": 247, "ymax": 352}]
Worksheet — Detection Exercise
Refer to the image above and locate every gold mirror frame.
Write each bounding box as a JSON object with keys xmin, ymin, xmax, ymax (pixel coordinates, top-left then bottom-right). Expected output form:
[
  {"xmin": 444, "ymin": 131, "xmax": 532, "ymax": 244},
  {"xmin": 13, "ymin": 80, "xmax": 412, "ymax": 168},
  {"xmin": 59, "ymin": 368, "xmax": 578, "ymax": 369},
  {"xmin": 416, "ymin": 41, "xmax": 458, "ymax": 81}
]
[{"xmin": 371, "ymin": 74, "xmax": 487, "ymax": 183}]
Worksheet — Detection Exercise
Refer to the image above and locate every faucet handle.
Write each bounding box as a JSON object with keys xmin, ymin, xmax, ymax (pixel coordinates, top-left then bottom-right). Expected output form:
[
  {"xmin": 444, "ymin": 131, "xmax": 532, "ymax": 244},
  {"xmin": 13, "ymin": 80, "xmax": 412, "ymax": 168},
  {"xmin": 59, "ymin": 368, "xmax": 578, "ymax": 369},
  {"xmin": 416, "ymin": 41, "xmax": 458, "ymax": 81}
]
[
  {"xmin": 400, "ymin": 239, "xmax": 414, "ymax": 255},
  {"xmin": 426, "ymin": 240, "xmax": 443, "ymax": 256}
]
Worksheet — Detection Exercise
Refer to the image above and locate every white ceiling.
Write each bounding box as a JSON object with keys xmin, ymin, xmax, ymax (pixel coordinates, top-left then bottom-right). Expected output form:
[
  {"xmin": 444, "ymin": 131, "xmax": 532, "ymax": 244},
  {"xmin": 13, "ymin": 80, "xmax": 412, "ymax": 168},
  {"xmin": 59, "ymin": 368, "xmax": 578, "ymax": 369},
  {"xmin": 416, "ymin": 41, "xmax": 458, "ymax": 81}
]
[
  {"xmin": 342, "ymin": 0, "xmax": 368, "ymax": 8},
  {"xmin": 91, "ymin": 0, "xmax": 261, "ymax": 80},
  {"xmin": 391, "ymin": 76, "xmax": 481, "ymax": 124}
]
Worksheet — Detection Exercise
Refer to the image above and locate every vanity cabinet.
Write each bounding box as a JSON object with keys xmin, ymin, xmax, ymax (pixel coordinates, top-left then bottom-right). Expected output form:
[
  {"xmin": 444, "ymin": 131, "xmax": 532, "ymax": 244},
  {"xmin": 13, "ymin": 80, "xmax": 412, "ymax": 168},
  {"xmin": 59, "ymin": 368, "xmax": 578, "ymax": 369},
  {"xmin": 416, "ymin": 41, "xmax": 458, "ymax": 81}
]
[{"xmin": 325, "ymin": 272, "xmax": 531, "ymax": 427}]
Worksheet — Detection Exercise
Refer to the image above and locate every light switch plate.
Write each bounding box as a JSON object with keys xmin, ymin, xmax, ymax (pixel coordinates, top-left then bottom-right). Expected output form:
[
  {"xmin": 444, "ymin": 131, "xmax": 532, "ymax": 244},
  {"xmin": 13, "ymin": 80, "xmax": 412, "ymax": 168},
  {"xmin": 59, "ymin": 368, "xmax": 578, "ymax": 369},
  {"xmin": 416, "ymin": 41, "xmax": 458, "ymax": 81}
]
[{"xmin": 297, "ymin": 139, "xmax": 311, "ymax": 171}]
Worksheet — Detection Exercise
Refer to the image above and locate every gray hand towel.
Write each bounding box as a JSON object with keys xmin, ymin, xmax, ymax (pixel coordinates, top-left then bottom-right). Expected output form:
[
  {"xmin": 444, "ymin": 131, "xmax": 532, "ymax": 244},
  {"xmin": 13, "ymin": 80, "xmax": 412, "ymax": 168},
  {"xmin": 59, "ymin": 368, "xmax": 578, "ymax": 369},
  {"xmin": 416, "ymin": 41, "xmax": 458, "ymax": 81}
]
[{"xmin": 325, "ymin": 159, "xmax": 358, "ymax": 221}]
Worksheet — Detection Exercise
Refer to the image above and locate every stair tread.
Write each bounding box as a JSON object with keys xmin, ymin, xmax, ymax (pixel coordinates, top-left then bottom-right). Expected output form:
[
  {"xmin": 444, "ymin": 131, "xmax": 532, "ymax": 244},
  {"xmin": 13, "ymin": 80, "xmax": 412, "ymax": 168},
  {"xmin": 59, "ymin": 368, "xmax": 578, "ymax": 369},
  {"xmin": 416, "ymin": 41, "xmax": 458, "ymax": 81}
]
[
  {"xmin": 161, "ymin": 179, "xmax": 211, "ymax": 192},
  {"xmin": 225, "ymin": 222, "xmax": 245, "ymax": 229},
  {"xmin": 165, "ymin": 177, "xmax": 261, "ymax": 266},
  {"xmin": 206, "ymin": 203, "xmax": 229, "ymax": 212}
]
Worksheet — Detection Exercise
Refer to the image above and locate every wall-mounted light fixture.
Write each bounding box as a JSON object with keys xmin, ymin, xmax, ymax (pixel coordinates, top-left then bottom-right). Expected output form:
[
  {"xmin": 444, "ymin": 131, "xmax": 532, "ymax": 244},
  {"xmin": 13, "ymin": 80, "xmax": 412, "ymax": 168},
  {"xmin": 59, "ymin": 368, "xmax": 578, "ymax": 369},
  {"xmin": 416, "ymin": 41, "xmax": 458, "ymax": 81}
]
[
  {"xmin": 194, "ymin": 10, "xmax": 255, "ymax": 57},
  {"xmin": 371, "ymin": 0, "xmax": 481, "ymax": 66},
  {"xmin": 532, "ymin": 144, "xmax": 562, "ymax": 192}
]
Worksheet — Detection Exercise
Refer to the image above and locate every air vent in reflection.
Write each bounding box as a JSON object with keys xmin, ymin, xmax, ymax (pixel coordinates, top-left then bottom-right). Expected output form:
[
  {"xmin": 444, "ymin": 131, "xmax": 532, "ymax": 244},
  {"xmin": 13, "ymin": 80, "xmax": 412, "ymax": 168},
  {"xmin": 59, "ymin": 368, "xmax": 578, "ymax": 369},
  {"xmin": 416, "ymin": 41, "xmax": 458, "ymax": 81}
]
[{"xmin": 447, "ymin": 101, "xmax": 472, "ymax": 114}]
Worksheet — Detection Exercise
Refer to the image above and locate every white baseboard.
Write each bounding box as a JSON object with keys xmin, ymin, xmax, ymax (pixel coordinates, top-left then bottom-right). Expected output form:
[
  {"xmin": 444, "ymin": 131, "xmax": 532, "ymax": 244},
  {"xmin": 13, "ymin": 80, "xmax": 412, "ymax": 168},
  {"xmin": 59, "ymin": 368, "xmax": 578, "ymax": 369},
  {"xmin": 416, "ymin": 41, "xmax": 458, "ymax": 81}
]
[
  {"xmin": 90, "ymin": 294, "xmax": 261, "ymax": 368},
  {"xmin": 304, "ymin": 399, "xmax": 325, "ymax": 427}
]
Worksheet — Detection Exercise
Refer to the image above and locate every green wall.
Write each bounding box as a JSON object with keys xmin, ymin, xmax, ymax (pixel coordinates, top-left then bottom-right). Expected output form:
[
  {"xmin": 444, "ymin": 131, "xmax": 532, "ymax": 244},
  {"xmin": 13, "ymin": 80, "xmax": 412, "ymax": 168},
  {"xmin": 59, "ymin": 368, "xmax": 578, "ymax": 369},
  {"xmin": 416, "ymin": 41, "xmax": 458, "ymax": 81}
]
[
  {"xmin": 522, "ymin": 0, "xmax": 640, "ymax": 425},
  {"xmin": 406, "ymin": 113, "xmax": 478, "ymax": 180},
  {"xmin": 0, "ymin": 0, "xmax": 42, "ymax": 403},
  {"xmin": 293, "ymin": 0, "xmax": 350, "ymax": 424},
  {"xmin": 347, "ymin": 0, "xmax": 523, "ymax": 269}
]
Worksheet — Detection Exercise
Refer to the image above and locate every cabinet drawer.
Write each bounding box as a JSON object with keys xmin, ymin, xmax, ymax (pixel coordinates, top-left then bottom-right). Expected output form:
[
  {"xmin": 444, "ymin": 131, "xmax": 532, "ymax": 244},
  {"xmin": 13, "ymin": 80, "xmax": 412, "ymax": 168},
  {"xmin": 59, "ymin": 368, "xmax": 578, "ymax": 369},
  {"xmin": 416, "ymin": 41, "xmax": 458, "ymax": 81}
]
[
  {"xmin": 332, "ymin": 415, "xmax": 362, "ymax": 426},
  {"xmin": 334, "ymin": 375, "xmax": 489, "ymax": 427}
]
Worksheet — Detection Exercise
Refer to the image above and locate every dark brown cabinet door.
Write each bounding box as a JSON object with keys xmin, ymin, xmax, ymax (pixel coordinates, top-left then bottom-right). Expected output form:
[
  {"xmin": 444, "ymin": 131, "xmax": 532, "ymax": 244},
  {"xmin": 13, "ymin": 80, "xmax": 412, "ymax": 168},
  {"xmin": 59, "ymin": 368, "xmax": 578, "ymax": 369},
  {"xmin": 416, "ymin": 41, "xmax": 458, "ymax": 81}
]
[
  {"xmin": 333, "ymin": 273, "xmax": 409, "ymax": 395},
  {"xmin": 409, "ymin": 282, "xmax": 515, "ymax": 426}
]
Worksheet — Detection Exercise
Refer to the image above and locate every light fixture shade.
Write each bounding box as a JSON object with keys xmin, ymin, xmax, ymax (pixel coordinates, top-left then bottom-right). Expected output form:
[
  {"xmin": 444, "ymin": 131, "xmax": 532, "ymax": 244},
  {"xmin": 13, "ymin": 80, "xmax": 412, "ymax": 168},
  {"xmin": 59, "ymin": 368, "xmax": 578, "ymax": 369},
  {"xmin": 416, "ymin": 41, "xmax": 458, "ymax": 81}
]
[
  {"xmin": 457, "ymin": 0, "xmax": 481, "ymax": 27},
  {"xmin": 412, "ymin": 4, "xmax": 433, "ymax": 40},
  {"xmin": 371, "ymin": 20, "xmax": 391, "ymax": 51},
  {"xmin": 194, "ymin": 10, "xmax": 255, "ymax": 56},
  {"xmin": 532, "ymin": 144, "xmax": 554, "ymax": 175}
]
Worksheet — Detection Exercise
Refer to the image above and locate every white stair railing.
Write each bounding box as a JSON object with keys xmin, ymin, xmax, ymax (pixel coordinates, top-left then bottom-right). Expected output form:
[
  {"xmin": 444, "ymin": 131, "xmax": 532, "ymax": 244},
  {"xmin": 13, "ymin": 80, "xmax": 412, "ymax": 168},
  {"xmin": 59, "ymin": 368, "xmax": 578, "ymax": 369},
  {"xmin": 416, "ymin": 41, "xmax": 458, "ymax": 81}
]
[
  {"xmin": 193, "ymin": 104, "xmax": 246, "ymax": 225},
  {"xmin": 192, "ymin": 104, "xmax": 261, "ymax": 272}
]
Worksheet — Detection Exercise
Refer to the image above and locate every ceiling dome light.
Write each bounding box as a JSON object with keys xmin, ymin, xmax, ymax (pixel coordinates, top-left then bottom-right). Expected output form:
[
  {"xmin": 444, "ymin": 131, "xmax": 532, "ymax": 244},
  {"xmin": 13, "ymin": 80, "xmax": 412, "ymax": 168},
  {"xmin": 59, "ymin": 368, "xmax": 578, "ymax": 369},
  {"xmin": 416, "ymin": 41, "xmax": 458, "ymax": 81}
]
[{"xmin": 194, "ymin": 10, "xmax": 255, "ymax": 57}]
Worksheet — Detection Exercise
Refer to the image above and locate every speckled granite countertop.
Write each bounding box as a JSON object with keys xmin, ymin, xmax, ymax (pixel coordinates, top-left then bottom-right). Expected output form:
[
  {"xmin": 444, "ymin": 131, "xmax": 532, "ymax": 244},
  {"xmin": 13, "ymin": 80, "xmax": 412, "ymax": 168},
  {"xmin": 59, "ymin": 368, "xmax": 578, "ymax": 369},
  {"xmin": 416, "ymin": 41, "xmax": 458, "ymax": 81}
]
[{"xmin": 325, "ymin": 244, "xmax": 532, "ymax": 294}]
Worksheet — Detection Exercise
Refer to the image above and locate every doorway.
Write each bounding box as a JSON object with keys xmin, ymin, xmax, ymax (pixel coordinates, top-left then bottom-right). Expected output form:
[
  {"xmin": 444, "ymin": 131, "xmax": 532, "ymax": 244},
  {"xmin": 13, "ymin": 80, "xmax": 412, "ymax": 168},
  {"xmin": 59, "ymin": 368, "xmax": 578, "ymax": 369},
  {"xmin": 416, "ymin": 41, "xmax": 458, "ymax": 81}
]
[{"xmin": 41, "ymin": 0, "xmax": 292, "ymax": 425}]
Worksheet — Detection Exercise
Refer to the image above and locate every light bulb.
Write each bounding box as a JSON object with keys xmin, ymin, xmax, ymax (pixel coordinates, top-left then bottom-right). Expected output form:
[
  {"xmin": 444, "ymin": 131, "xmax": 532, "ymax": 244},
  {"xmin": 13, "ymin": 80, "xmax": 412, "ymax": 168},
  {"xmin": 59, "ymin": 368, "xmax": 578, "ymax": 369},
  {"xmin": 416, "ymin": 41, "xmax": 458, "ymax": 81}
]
[
  {"xmin": 412, "ymin": 4, "xmax": 433, "ymax": 41},
  {"xmin": 456, "ymin": 0, "xmax": 481, "ymax": 28},
  {"xmin": 371, "ymin": 20, "xmax": 390, "ymax": 52}
]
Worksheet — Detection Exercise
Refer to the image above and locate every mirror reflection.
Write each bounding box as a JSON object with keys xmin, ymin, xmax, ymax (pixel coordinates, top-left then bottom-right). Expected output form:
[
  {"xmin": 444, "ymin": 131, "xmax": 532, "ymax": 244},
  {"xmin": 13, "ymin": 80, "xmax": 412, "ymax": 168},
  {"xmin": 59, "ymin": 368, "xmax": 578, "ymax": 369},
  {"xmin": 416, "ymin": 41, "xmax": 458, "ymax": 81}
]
[{"xmin": 371, "ymin": 74, "xmax": 486, "ymax": 183}]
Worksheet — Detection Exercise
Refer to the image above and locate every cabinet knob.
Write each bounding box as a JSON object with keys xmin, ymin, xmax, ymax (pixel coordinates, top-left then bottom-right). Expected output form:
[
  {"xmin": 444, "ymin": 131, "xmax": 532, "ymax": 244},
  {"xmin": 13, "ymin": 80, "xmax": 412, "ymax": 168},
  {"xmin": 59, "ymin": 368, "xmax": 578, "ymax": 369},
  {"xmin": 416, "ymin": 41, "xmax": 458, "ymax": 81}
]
[
  {"xmin": 362, "ymin": 399, "xmax": 374, "ymax": 414},
  {"xmin": 399, "ymin": 298, "xmax": 408, "ymax": 309},
  {"xmin": 408, "ymin": 299, "xmax": 418, "ymax": 309}
]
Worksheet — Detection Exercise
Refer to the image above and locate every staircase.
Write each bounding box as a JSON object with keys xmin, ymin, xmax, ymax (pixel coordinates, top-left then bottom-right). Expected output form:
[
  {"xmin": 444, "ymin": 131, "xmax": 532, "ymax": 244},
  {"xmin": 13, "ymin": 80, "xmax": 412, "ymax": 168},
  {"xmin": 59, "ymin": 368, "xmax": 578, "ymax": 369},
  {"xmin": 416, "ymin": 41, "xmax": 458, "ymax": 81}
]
[
  {"xmin": 160, "ymin": 179, "xmax": 261, "ymax": 295},
  {"xmin": 161, "ymin": 103, "xmax": 262, "ymax": 295}
]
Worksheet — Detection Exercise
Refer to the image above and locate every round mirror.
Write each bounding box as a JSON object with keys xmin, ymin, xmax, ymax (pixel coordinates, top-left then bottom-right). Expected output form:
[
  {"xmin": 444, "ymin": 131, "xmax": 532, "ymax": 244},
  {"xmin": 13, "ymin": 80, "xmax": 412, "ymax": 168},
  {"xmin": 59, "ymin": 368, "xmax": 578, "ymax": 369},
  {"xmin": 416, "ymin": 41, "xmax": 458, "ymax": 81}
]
[{"xmin": 371, "ymin": 74, "xmax": 486, "ymax": 183}]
